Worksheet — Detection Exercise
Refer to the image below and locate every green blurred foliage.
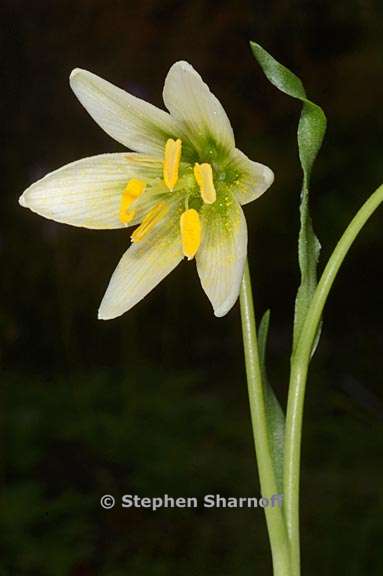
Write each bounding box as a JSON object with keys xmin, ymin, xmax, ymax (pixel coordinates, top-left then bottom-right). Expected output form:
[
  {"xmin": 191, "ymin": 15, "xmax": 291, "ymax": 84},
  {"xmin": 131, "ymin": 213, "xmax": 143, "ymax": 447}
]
[{"xmin": 1, "ymin": 368, "xmax": 383, "ymax": 574}]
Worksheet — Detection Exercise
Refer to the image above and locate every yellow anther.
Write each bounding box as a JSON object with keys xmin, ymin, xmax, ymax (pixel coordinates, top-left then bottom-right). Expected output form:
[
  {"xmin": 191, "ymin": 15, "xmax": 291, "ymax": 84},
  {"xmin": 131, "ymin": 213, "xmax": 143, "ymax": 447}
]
[
  {"xmin": 180, "ymin": 208, "xmax": 201, "ymax": 260},
  {"xmin": 131, "ymin": 202, "xmax": 168, "ymax": 243},
  {"xmin": 193, "ymin": 163, "xmax": 216, "ymax": 204},
  {"xmin": 119, "ymin": 178, "xmax": 146, "ymax": 224},
  {"xmin": 163, "ymin": 138, "xmax": 182, "ymax": 191}
]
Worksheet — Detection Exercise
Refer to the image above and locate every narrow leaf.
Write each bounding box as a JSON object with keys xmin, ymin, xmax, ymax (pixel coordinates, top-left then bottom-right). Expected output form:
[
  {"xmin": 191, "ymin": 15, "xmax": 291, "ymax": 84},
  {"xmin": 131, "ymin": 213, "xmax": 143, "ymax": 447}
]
[
  {"xmin": 258, "ymin": 309, "xmax": 285, "ymax": 493},
  {"xmin": 258, "ymin": 308, "xmax": 271, "ymax": 369},
  {"xmin": 251, "ymin": 41, "xmax": 326, "ymax": 354}
]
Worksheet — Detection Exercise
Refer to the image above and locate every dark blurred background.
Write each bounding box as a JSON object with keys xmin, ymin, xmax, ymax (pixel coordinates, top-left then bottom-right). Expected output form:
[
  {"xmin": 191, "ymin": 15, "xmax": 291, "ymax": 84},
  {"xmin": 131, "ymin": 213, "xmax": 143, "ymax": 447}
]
[{"xmin": 1, "ymin": 1, "xmax": 383, "ymax": 574}]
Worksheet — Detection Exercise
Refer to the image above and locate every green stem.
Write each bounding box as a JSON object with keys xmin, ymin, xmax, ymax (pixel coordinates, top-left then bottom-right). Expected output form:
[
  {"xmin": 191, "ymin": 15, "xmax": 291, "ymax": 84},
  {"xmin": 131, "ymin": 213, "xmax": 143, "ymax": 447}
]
[
  {"xmin": 284, "ymin": 184, "xmax": 383, "ymax": 575},
  {"xmin": 240, "ymin": 260, "xmax": 291, "ymax": 576}
]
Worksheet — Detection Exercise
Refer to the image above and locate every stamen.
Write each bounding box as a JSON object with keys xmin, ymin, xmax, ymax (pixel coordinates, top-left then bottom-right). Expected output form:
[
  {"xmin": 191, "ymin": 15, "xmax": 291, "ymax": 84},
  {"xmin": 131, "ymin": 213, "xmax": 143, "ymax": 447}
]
[
  {"xmin": 193, "ymin": 163, "xmax": 216, "ymax": 204},
  {"xmin": 131, "ymin": 202, "xmax": 168, "ymax": 243},
  {"xmin": 163, "ymin": 138, "xmax": 182, "ymax": 191},
  {"xmin": 119, "ymin": 178, "xmax": 146, "ymax": 224},
  {"xmin": 180, "ymin": 208, "xmax": 201, "ymax": 260}
]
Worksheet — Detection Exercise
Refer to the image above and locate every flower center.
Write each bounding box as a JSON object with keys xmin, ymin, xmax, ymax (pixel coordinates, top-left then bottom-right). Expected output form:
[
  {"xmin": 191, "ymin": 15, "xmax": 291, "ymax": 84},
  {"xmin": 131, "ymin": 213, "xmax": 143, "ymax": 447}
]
[{"xmin": 120, "ymin": 139, "xmax": 219, "ymax": 261}]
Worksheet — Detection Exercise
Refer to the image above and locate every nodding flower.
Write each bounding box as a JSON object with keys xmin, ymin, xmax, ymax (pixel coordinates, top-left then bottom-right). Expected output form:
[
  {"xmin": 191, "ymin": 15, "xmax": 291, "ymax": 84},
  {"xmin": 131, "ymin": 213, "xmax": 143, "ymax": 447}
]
[{"xmin": 19, "ymin": 61, "xmax": 274, "ymax": 319}]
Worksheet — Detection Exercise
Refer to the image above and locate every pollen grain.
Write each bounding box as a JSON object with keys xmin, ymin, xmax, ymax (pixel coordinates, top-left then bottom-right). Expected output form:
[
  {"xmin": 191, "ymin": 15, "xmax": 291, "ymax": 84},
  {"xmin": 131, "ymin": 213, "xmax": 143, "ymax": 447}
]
[
  {"xmin": 163, "ymin": 138, "xmax": 182, "ymax": 191},
  {"xmin": 193, "ymin": 163, "xmax": 216, "ymax": 204},
  {"xmin": 180, "ymin": 208, "xmax": 201, "ymax": 260}
]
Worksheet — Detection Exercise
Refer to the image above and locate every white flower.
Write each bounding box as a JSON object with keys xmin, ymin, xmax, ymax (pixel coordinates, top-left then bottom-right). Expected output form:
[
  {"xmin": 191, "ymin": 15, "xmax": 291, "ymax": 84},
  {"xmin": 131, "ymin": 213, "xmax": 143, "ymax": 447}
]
[{"xmin": 19, "ymin": 62, "xmax": 274, "ymax": 319}]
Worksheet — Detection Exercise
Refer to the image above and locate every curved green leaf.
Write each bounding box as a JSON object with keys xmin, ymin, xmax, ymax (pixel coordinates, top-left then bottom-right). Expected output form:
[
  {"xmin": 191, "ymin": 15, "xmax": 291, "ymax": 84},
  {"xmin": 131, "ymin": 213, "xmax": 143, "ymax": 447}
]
[{"xmin": 250, "ymin": 41, "xmax": 326, "ymax": 353}]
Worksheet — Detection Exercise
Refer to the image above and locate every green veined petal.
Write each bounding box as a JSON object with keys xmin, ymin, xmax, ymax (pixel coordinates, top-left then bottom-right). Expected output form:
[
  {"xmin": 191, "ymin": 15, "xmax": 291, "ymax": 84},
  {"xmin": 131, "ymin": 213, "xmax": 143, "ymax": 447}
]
[
  {"xmin": 196, "ymin": 195, "xmax": 247, "ymax": 317},
  {"xmin": 98, "ymin": 204, "xmax": 183, "ymax": 319},
  {"xmin": 19, "ymin": 153, "xmax": 163, "ymax": 230},
  {"xmin": 70, "ymin": 68, "xmax": 185, "ymax": 155},
  {"xmin": 163, "ymin": 61, "xmax": 235, "ymax": 157},
  {"xmin": 228, "ymin": 148, "xmax": 274, "ymax": 206}
]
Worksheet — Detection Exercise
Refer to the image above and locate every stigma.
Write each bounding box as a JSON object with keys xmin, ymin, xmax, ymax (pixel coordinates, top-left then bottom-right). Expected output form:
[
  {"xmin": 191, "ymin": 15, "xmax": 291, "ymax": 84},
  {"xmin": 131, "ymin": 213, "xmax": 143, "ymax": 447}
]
[
  {"xmin": 119, "ymin": 178, "xmax": 146, "ymax": 224},
  {"xmin": 131, "ymin": 202, "xmax": 168, "ymax": 243},
  {"xmin": 163, "ymin": 138, "xmax": 182, "ymax": 191},
  {"xmin": 193, "ymin": 163, "xmax": 216, "ymax": 204}
]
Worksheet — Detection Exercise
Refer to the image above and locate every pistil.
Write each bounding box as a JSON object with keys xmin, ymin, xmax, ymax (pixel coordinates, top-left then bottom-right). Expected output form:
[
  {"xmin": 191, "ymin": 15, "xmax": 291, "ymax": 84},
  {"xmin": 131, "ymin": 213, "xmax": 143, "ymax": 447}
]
[{"xmin": 131, "ymin": 202, "xmax": 168, "ymax": 243}]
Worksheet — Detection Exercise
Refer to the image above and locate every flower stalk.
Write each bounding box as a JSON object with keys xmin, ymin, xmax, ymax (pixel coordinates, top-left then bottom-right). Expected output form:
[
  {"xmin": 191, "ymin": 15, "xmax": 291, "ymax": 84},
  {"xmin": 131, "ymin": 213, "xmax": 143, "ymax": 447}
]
[
  {"xmin": 240, "ymin": 260, "xmax": 292, "ymax": 576},
  {"xmin": 283, "ymin": 183, "xmax": 383, "ymax": 575}
]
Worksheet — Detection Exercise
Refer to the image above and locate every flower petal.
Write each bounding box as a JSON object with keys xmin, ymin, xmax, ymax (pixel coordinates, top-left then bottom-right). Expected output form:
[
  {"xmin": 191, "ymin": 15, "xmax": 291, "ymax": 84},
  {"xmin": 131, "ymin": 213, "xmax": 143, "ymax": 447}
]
[
  {"xmin": 70, "ymin": 68, "xmax": 184, "ymax": 155},
  {"xmin": 98, "ymin": 206, "xmax": 183, "ymax": 319},
  {"xmin": 196, "ymin": 196, "xmax": 247, "ymax": 317},
  {"xmin": 19, "ymin": 153, "xmax": 163, "ymax": 229},
  {"xmin": 228, "ymin": 148, "xmax": 274, "ymax": 205},
  {"xmin": 163, "ymin": 61, "xmax": 235, "ymax": 155}
]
